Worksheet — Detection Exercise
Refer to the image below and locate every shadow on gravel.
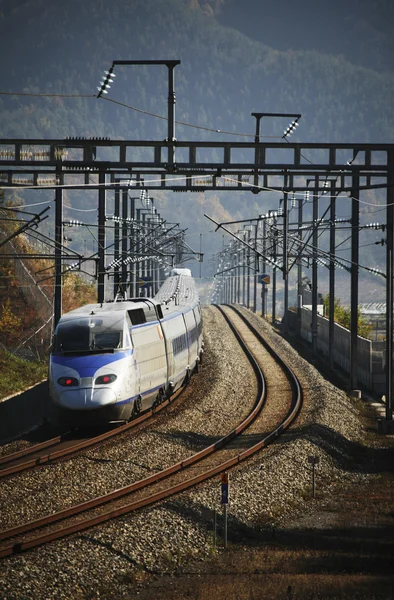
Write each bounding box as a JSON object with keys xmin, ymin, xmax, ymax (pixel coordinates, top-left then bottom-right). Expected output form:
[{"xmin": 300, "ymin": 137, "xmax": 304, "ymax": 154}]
[
  {"xmin": 153, "ymin": 422, "xmax": 394, "ymax": 473},
  {"xmin": 153, "ymin": 430, "xmax": 224, "ymax": 451},
  {"xmin": 279, "ymin": 423, "xmax": 394, "ymax": 473},
  {"xmin": 76, "ymin": 533, "xmax": 158, "ymax": 575},
  {"xmin": 154, "ymin": 428, "xmax": 302, "ymax": 452},
  {"xmin": 162, "ymin": 499, "xmax": 394, "ymax": 575},
  {"xmin": 18, "ymin": 423, "xmax": 69, "ymax": 443},
  {"xmin": 17, "ymin": 422, "xmax": 119, "ymax": 444}
]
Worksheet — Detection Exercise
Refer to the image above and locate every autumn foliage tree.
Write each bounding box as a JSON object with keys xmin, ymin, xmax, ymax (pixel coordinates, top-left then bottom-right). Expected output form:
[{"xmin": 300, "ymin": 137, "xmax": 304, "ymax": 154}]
[
  {"xmin": 1, "ymin": 200, "xmax": 97, "ymax": 353},
  {"xmin": 62, "ymin": 272, "xmax": 96, "ymax": 314},
  {"xmin": 0, "ymin": 298, "xmax": 22, "ymax": 346}
]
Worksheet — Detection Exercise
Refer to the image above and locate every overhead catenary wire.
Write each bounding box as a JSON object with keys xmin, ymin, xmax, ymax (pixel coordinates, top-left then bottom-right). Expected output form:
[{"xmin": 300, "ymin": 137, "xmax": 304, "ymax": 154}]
[
  {"xmin": 0, "ymin": 89, "xmax": 282, "ymax": 140},
  {"xmin": 2, "ymin": 173, "xmax": 394, "ymax": 210},
  {"xmin": 101, "ymin": 96, "xmax": 282, "ymax": 139},
  {"xmin": 220, "ymin": 176, "xmax": 394, "ymax": 209},
  {"xmin": 0, "ymin": 91, "xmax": 96, "ymax": 98}
]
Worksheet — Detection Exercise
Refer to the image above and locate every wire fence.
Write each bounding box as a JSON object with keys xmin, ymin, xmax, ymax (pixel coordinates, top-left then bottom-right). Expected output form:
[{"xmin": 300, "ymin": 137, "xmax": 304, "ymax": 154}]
[{"xmin": 0, "ymin": 229, "xmax": 54, "ymax": 359}]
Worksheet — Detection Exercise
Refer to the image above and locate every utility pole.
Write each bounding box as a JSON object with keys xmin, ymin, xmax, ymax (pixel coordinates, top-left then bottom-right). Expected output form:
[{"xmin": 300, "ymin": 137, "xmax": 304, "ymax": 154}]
[
  {"xmin": 328, "ymin": 181, "xmax": 337, "ymax": 371},
  {"xmin": 385, "ymin": 149, "xmax": 394, "ymax": 424},
  {"xmin": 54, "ymin": 171, "xmax": 63, "ymax": 327},
  {"xmin": 272, "ymin": 223, "xmax": 277, "ymax": 325},
  {"xmin": 282, "ymin": 177, "xmax": 289, "ymax": 332},
  {"xmin": 113, "ymin": 184, "xmax": 120, "ymax": 298},
  {"xmin": 262, "ymin": 218, "xmax": 267, "ymax": 318},
  {"xmin": 97, "ymin": 171, "xmax": 106, "ymax": 304},
  {"xmin": 297, "ymin": 195, "xmax": 303, "ymax": 337},
  {"xmin": 350, "ymin": 171, "xmax": 360, "ymax": 391},
  {"xmin": 311, "ymin": 180, "xmax": 319, "ymax": 355},
  {"xmin": 253, "ymin": 224, "xmax": 258, "ymax": 312}
]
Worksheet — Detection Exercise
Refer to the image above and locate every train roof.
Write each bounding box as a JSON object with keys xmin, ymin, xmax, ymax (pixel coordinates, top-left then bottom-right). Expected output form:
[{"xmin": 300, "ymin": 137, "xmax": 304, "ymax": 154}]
[
  {"xmin": 154, "ymin": 274, "xmax": 199, "ymax": 307},
  {"xmin": 57, "ymin": 298, "xmax": 161, "ymax": 322},
  {"xmin": 56, "ymin": 274, "xmax": 199, "ymax": 326}
]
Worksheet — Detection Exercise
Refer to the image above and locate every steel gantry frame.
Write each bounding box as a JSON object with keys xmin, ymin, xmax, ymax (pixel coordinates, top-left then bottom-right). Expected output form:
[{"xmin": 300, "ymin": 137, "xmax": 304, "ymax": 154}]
[
  {"xmin": 0, "ymin": 137, "xmax": 393, "ymax": 425},
  {"xmin": 0, "ymin": 58, "xmax": 393, "ymax": 424}
]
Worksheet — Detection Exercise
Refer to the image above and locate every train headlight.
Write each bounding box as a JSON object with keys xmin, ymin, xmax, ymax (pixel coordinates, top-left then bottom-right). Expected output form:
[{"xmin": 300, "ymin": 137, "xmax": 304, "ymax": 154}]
[
  {"xmin": 95, "ymin": 374, "xmax": 117, "ymax": 385},
  {"xmin": 58, "ymin": 377, "xmax": 79, "ymax": 387}
]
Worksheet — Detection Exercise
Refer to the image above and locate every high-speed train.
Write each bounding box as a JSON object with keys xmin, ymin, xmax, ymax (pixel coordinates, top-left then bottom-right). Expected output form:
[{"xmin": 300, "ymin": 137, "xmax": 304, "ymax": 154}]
[{"xmin": 49, "ymin": 270, "xmax": 203, "ymax": 424}]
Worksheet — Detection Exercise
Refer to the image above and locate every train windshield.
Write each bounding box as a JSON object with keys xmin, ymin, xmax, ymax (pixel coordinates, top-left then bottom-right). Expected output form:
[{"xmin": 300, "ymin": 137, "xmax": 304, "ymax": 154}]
[{"xmin": 53, "ymin": 317, "xmax": 124, "ymax": 354}]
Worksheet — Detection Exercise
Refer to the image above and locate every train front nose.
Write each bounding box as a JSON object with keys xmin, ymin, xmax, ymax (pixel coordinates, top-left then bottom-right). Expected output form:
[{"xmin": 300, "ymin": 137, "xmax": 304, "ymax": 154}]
[{"xmin": 60, "ymin": 387, "xmax": 117, "ymax": 410}]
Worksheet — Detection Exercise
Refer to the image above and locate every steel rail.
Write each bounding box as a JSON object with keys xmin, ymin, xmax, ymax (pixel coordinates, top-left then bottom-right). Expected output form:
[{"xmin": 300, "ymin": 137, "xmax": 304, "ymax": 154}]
[
  {"xmin": 0, "ymin": 283, "xmax": 191, "ymax": 478},
  {"xmin": 0, "ymin": 386, "xmax": 184, "ymax": 479},
  {"xmin": 0, "ymin": 306, "xmax": 302, "ymax": 558},
  {"xmin": 0, "ymin": 315, "xmax": 266, "ymax": 550}
]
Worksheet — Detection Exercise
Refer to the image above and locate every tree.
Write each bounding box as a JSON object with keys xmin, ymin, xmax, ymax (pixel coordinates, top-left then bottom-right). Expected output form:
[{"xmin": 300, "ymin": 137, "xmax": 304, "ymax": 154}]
[
  {"xmin": 0, "ymin": 298, "xmax": 22, "ymax": 346},
  {"xmin": 62, "ymin": 272, "xmax": 96, "ymax": 314},
  {"xmin": 322, "ymin": 294, "xmax": 372, "ymax": 339}
]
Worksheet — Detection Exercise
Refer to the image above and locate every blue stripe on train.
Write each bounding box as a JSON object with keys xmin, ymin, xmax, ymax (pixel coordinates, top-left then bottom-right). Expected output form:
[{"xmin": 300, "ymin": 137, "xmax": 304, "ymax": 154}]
[{"xmin": 51, "ymin": 350, "xmax": 132, "ymax": 371}]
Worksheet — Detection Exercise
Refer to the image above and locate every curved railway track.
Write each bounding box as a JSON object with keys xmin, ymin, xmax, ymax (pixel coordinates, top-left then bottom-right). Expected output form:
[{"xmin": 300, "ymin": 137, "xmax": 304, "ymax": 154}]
[
  {"xmin": 0, "ymin": 385, "xmax": 186, "ymax": 479},
  {"xmin": 0, "ymin": 305, "xmax": 303, "ymax": 559}
]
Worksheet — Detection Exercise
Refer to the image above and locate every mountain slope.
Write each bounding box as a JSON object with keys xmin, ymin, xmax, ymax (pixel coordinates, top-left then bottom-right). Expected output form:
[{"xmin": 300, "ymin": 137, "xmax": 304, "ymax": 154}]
[{"xmin": 0, "ymin": 0, "xmax": 392, "ymax": 291}]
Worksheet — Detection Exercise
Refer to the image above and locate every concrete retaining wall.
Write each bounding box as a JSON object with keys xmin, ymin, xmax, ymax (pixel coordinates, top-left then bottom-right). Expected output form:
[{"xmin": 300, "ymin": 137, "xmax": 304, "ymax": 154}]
[
  {"xmin": 0, "ymin": 380, "xmax": 51, "ymax": 442},
  {"xmin": 287, "ymin": 308, "xmax": 386, "ymax": 395}
]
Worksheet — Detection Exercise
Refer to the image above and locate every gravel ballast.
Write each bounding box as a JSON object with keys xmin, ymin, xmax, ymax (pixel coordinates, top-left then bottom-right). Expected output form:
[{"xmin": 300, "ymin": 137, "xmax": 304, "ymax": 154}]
[{"xmin": 0, "ymin": 305, "xmax": 391, "ymax": 599}]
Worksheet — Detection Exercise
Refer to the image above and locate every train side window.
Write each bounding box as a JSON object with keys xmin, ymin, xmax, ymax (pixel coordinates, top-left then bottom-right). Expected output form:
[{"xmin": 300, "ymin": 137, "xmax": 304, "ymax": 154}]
[{"xmin": 128, "ymin": 309, "xmax": 146, "ymax": 325}]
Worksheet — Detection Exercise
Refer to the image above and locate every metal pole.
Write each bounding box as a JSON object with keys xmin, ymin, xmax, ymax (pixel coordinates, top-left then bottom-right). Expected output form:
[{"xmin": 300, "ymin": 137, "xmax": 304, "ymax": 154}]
[
  {"xmin": 262, "ymin": 219, "xmax": 267, "ymax": 318},
  {"xmin": 272, "ymin": 228, "xmax": 277, "ymax": 325},
  {"xmin": 252, "ymin": 113, "xmax": 262, "ymax": 192},
  {"xmin": 121, "ymin": 189, "xmax": 128, "ymax": 294},
  {"xmin": 113, "ymin": 185, "xmax": 120, "ymax": 298},
  {"xmin": 136, "ymin": 208, "xmax": 142, "ymax": 294},
  {"xmin": 231, "ymin": 252, "xmax": 235, "ymax": 303},
  {"xmin": 54, "ymin": 172, "xmax": 63, "ymax": 327},
  {"xmin": 297, "ymin": 197, "xmax": 303, "ymax": 337},
  {"xmin": 128, "ymin": 190, "xmax": 135, "ymax": 298},
  {"xmin": 385, "ymin": 149, "xmax": 394, "ymax": 421},
  {"xmin": 213, "ymin": 510, "xmax": 217, "ymax": 551},
  {"xmin": 311, "ymin": 181, "xmax": 318, "ymax": 355},
  {"xmin": 253, "ymin": 225, "xmax": 258, "ymax": 312},
  {"xmin": 129, "ymin": 196, "xmax": 136, "ymax": 297},
  {"xmin": 246, "ymin": 232, "xmax": 251, "ymax": 309},
  {"xmin": 146, "ymin": 215, "xmax": 152, "ymax": 297},
  {"xmin": 200, "ymin": 233, "xmax": 202, "ymax": 280},
  {"xmin": 167, "ymin": 63, "xmax": 177, "ymax": 171},
  {"xmin": 223, "ymin": 504, "xmax": 228, "ymax": 549},
  {"xmin": 142, "ymin": 212, "xmax": 147, "ymax": 290},
  {"xmin": 242, "ymin": 232, "xmax": 246, "ymax": 306},
  {"xmin": 237, "ymin": 240, "xmax": 241, "ymax": 304},
  {"xmin": 97, "ymin": 171, "xmax": 106, "ymax": 304},
  {"xmin": 350, "ymin": 172, "xmax": 360, "ymax": 391},
  {"xmin": 329, "ymin": 182, "xmax": 336, "ymax": 371},
  {"xmin": 283, "ymin": 183, "xmax": 289, "ymax": 332}
]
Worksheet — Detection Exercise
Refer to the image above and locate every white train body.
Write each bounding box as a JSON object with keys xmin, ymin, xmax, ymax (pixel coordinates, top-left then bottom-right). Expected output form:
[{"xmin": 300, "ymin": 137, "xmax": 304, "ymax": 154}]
[{"xmin": 49, "ymin": 274, "xmax": 203, "ymax": 424}]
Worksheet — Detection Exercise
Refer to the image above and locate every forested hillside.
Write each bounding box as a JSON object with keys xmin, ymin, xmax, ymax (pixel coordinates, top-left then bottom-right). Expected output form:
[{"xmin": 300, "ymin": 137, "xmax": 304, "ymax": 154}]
[
  {"xmin": 0, "ymin": 0, "xmax": 393, "ymax": 142},
  {"xmin": 0, "ymin": 0, "xmax": 392, "ymax": 296},
  {"xmin": 218, "ymin": 0, "xmax": 394, "ymax": 73}
]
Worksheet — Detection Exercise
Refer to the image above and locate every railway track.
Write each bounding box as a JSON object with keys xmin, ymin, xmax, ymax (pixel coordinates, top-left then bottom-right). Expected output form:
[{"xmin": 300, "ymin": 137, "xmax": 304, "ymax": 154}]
[
  {"xmin": 0, "ymin": 384, "xmax": 185, "ymax": 479},
  {"xmin": 0, "ymin": 305, "xmax": 302, "ymax": 558}
]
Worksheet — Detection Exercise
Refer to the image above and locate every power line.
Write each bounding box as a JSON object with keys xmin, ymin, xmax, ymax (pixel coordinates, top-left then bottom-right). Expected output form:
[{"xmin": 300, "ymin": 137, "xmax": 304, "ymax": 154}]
[
  {"xmin": 101, "ymin": 96, "xmax": 282, "ymax": 139},
  {"xmin": 0, "ymin": 91, "xmax": 96, "ymax": 98}
]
